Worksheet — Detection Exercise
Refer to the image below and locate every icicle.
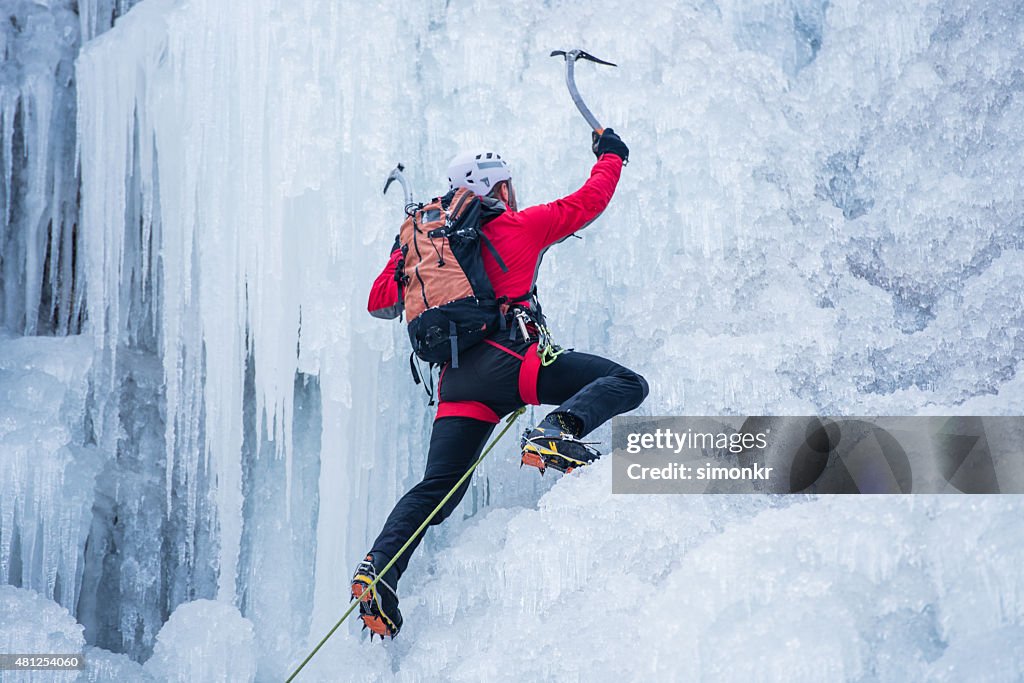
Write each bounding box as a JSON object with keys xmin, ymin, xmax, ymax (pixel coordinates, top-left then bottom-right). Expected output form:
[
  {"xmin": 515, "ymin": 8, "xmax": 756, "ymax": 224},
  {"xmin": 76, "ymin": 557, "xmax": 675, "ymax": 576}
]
[
  {"xmin": 0, "ymin": 95, "xmax": 15, "ymax": 243},
  {"xmin": 0, "ymin": 336, "xmax": 98, "ymax": 612},
  {"xmin": 0, "ymin": 1, "xmax": 80, "ymax": 335}
]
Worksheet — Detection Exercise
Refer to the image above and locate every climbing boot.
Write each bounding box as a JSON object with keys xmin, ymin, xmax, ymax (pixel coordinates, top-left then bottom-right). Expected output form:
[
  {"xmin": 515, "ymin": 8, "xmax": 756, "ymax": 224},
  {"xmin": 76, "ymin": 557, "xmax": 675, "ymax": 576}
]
[
  {"xmin": 521, "ymin": 413, "xmax": 600, "ymax": 474},
  {"xmin": 351, "ymin": 553, "xmax": 403, "ymax": 640}
]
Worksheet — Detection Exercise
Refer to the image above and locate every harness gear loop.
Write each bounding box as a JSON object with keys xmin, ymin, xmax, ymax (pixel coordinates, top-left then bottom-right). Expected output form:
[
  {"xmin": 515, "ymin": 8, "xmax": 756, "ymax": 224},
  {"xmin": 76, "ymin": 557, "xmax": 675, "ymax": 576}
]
[
  {"xmin": 507, "ymin": 287, "xmax": 565, "ymax": 366},
  {"xmin": 285, "ymin": 407, "xmax": 528, "ymax": 682}
]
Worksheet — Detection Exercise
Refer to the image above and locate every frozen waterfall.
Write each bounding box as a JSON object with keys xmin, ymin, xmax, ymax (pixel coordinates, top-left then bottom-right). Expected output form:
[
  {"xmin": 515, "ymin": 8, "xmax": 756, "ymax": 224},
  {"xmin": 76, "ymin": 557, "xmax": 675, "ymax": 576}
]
[{"xmin": 1, "ymin": 0, "xmax": 1023, "ymax": 680}]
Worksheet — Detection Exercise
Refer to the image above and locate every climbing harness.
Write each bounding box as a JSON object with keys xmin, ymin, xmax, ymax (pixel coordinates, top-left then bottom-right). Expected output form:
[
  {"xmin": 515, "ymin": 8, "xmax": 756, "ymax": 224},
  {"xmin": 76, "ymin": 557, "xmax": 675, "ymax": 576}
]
[{"xmin": 504, "ymin": 288, "xmax": 566, "ymax": 367}]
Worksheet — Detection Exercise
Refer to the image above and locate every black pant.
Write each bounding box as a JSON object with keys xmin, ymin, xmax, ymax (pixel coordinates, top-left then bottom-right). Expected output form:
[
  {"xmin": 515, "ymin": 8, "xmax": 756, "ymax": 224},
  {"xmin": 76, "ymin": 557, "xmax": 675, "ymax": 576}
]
[{"xmin": 370, "ymin": 342, "xmax": 648, "ymax": 583}]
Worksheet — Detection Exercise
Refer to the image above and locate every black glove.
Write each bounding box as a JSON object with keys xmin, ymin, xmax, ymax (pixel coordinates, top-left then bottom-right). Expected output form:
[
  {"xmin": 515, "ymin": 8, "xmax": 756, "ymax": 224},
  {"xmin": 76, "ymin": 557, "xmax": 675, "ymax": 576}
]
[{"xmin": 591, "ymin": 128, "xmax": 629, "ymax": 163}]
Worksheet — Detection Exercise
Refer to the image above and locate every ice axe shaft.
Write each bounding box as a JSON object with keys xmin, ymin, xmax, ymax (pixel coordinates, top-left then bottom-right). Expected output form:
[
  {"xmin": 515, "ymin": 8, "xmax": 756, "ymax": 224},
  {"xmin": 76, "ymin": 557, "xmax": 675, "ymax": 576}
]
[
  {"xmin": 550, "ymin": 49, "xmax": 617, "ymax": 134},
  {"xmin": 383, "ymin": 163, "xmax": 414, "ymax": 213}
]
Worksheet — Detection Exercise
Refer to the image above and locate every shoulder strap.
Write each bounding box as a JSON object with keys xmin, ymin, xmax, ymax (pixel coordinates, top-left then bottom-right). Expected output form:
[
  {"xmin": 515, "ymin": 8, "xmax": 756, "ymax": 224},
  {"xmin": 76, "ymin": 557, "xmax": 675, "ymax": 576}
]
[
  {"xmin": 450, "ymin": 189, "xmax": 474, "ymax": 218},
  {"xmin": 478, "ymin": 232, "xmax": 508, "ymax": 272}
]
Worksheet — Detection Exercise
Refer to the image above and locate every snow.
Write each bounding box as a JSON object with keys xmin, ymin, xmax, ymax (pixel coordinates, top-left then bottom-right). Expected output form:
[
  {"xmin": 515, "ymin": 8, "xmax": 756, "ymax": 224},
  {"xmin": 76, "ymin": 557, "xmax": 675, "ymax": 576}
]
[
  {"xmin": 0, "ymin": 0, "xmax": 1020, "ymax": 680},
  {"xmin": 78, "ymin": 646, "xmax": 151, "ymax": 682},
  {"xmin": 144, "ymin": 599, "xmax": 257, "ymax": 683},
  {"xmin": 0, "ymin": 584, "xmax": 83, "ymax": 683}
]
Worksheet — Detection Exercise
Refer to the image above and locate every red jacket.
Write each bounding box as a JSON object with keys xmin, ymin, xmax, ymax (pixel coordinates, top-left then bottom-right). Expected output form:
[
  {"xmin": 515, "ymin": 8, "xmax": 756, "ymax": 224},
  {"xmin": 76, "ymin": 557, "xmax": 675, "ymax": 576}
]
[{"xmin": 368, "ymin": 154, "xmax": 623, "ymax": 317}]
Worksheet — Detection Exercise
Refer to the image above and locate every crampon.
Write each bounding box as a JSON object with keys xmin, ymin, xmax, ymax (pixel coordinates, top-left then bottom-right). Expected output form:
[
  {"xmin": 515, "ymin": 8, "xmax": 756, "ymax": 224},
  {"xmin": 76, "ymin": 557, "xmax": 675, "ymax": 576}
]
[
  {"xmin": 350, "ymin": 554, "xmax": 403, "ymax": 641},
  {"xmin": 520, "ymin": 423, "xmax": 601, "ymax": 475}
]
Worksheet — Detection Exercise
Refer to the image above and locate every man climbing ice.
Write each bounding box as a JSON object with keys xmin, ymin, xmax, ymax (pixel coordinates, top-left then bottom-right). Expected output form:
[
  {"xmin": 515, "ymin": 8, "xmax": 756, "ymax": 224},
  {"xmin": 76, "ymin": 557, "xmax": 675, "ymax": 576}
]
[{"xmin": 352, "ymin": 130, "xmax": 648, "ymax": 639}]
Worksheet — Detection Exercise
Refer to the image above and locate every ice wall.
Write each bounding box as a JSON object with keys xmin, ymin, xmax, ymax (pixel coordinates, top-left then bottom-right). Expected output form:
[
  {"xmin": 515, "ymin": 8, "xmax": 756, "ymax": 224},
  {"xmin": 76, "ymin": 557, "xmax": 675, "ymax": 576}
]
[
  {"xmin": 303, "ymin": 463, "xmax": 1024, "ymax": 682},
  {"xmin": 0, "ymin": 335, "xmax": 98, "ymax": 613},
  {"xmin": 75, "ymin": 0, "xmax": 441, "ymax": 671},
  {"xmin": 0, "ymin": 1, "xmax": 80, "ymax": 335},
  {"xmin": 65, "ymin": 0, "xmax": 1024, "ymax": 679},
  {"xmin": 336, "ymin": 498, "xmax": 1021, "ymax": 682},
  {"xmin": 0, "ymin": 1, "xmax": 140, "ymax": 336}
]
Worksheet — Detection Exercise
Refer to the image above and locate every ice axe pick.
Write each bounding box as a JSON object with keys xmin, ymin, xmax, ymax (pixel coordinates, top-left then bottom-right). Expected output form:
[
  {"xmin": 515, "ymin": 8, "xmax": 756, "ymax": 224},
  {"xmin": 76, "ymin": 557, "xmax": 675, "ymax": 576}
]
[
  {"xmin": 383, "ymin": 162, "xmax": 415, "ymax": 215},
  {"xmin": 550, "ymin": 49, "xmax": 617, "ymax": 134}
]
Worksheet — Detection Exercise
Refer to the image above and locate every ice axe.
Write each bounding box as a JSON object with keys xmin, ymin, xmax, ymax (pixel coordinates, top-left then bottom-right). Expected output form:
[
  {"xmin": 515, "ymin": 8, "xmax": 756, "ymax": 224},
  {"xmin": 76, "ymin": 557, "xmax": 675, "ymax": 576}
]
[
  {"xmin": 383, "ymin": 162, "xmax": 416, "ymax": 215},
  {"xmin": 550, "ymin": 49, "xmax": 617, "ymax": 134}
]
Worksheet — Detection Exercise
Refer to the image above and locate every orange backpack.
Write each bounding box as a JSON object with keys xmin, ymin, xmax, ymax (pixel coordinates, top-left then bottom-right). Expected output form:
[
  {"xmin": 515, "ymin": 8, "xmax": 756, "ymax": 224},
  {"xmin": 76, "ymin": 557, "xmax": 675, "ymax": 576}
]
[{"xmin": 398, "ymin": 188, "xmax": 509, "ymax": 366}]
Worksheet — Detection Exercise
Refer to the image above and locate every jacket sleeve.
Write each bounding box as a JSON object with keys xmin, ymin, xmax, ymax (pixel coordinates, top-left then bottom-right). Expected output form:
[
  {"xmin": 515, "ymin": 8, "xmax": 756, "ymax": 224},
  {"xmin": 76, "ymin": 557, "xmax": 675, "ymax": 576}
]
[
  {"xmin": 367, "ymin": 236, "xmax": 404, "ymax": 320},
  {"xmin": 516, "ymin": 154, "xmax": 623, "ymax": 248}
]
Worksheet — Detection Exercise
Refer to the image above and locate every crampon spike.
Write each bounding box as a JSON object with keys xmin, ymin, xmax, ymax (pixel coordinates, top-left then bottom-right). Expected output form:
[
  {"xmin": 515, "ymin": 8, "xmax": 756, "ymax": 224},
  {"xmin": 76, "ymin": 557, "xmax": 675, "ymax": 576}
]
[{"xmin": 520, "ymin": 450, "xmax": 547, "ymax": 473}]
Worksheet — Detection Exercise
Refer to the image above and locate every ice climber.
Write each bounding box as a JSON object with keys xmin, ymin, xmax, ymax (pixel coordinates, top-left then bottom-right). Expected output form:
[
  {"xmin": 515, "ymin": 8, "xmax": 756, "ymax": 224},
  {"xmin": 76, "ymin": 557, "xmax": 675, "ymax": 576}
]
[{"xmin": 351, "ymin": 130, "xmax": 648, "ymax": 639}]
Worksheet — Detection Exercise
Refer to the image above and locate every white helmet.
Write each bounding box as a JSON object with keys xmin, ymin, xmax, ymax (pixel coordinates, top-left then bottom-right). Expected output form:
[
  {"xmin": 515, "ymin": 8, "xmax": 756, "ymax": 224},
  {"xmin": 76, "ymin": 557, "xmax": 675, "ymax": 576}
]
[{"xmin": 447, "ymin": 150, "xmax": 511, "ymax": 193}]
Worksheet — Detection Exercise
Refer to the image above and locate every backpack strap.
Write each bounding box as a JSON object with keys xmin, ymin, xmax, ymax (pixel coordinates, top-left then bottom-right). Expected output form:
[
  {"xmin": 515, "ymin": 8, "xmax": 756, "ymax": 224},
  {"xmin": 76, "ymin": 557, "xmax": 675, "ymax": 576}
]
[
  {"xmin": 446, "ymin": 188, "xmax": 474, "ymax": 218},
  {"xmin": 409, "ymin": 351, "xmax": 420, "ymax": 386},
  {"xmin": 449, "ymin": 321, "xmax": 459, "ymax": 369},
  {"xmin": 409, "ymin": 352, "xmax": 436, "ymax": 405},
  {"xmin": 478, "ymin": 232, "xmax": 509, "ymax": 272}
]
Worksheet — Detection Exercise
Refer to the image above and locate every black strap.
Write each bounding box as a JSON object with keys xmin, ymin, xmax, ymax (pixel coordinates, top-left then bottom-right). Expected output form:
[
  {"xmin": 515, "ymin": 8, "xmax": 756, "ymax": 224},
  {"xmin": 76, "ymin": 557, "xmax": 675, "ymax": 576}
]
[
  {"xmin": 479, "ymin": 232, "xmax": 509, "ymax": 273},
  {"xmin": 507, "ymin": 286, "xmax": 551, "ymax": 341},
  {"xmin": 449, "ymin": 321, "xmax": 459, "ymax": 369},
  {"xmin": 409, "ymin": 351, "xmax": 421, "ymax": 385},
  {"xmin": 409, "ymin": 352, "xmax": 436, "ymax": 404},
  {"xmin": 506, "ymin": 285, "xmax": 536, "ymax": 304}
]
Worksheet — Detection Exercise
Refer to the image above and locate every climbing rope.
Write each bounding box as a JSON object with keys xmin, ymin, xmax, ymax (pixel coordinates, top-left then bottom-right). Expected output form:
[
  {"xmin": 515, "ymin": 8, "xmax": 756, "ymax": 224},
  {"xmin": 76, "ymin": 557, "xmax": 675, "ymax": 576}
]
[{"xmin": 285, "ymin": 406, "xmax": 528, "ymax": 682}]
